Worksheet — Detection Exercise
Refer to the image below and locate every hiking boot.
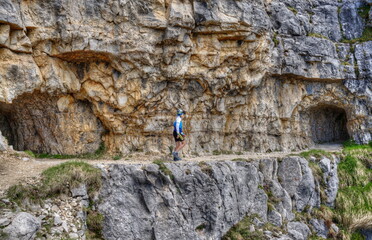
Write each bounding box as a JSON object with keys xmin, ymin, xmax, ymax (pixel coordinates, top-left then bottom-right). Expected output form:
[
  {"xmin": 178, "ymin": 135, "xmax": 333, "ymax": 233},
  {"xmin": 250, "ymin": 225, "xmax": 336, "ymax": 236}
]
[{"xmin": 173, "ymin": 152, "xmax": 182, "ymax": 161}]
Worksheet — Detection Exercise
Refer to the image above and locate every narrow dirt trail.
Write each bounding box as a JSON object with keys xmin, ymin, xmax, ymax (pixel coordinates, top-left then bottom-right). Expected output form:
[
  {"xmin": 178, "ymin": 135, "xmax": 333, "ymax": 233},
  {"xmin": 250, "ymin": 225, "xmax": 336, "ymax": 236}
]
[{"xmin": 0, "ymin": 144, "xmax": 343, "ymax": 196}]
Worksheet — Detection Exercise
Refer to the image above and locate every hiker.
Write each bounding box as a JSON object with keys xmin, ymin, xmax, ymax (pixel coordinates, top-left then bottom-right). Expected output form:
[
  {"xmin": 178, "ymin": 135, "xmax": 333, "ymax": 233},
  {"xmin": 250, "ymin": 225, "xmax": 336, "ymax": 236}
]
[{"xmin": 172, "ymin": 109, "xmax": 187, "ymax": 161}]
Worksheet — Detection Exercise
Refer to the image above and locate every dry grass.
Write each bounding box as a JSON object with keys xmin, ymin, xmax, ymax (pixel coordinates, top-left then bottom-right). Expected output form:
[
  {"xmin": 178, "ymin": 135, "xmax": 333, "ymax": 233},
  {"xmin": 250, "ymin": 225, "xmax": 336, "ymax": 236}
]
[{"xmin": 7, "ymin": 161, "xmax": 102, "ymax": 204}]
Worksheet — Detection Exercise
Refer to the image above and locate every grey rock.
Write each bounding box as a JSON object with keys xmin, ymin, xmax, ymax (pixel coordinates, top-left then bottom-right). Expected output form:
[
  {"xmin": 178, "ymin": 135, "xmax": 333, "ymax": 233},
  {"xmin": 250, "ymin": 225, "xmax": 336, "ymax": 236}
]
[
  {"xmin": 310, "ymin": 218, "xmax": 328, "ymax": 238},
  {"xmin": 360, "ymin": 229, "xmax": 372, "ymax": 240},
  {"xmin": 268, "ymin": 210, "xmax": 283, "ymax": 227},
  {"xmin": 311, "ymin": 5, "xmax": 342, "ymax": 41},
  {"xmin": 295, "ymin": 159, "xmax": 320, "ymax": 211},
  {"xmin": 69, "ymin": 233, "xmax": 79, "ymax": 239},
  {"xmin": 3, "ymin": 212, "xmax": 41, "ymax": 240},
  {"xmin": 340, "ymin": 0, "xmax": 365, "ymax": 40},
  {"xmin": 330, "ymin": 223, "xmax": 339, "ymax": 234},
  {"xmin": 98, "ymin": 157, "xmax": 328, "ymax": 240},
  {"xmin": 70, "ymin": 184, "xmax": 88, "ymax": 199},
  {"xmin": 53, "ymin": 214, "xmax": 62, "ymax": 226},
  {"xmin": 99, "ymin": 161, "xmax": 265, "ymax": 240},
  {"xmin": 0, "ymin": 0, "xmax": 24, "ymax": 29},
  {"xmin": 323, "ymin": 157, "xmax": 339, "ymax": 206},
  {"xmin": 287, "ymin": 221, "xmax": 311, "ymax": 240},
  {"xmin": 269, "ymin": 2, "xmax": 307, "ymax": 36},
  {"xmin": 61, "ymin": 221, "xmax": 69, "ymax": 233},
  {"xmin": 0, "ymin": 217, "xmax": 11, "ymax": 227},
  {"xmin": 319, "ymin": 157, "xmax": 331, "ymax": 173},
  {"xmin": 336, "ymin": 44, "xmax": 356, "ymax": 80},
  {"xmin": 278, "ymin": 36, "xmax": 342, "ymax": 80},
  {"xmin": 355, "ymin": 42, "xmax": 372, "ymax": 81}
]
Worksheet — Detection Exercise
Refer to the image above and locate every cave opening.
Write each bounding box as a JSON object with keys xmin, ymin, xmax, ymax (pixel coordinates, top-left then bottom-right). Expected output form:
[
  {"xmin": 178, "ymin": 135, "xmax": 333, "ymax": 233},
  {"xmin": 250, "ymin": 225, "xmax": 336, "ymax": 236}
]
[
  {"xmin": 309, "ymin": 105, "xmax": 350, "ymax": 143},
  {"xmin": 0, "ymin": 93, "xmax": 105, "ymax": 155},
  {"xmin": 0, "ymin": 107, "xmax": 15, "ymax": 148}
]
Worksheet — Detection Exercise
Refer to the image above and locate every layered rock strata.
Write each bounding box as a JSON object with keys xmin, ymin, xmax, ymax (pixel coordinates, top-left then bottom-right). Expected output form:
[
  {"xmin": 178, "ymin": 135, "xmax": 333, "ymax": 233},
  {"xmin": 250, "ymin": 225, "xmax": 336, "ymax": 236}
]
[
  {"xmin": 99, "ymin": 156, "xmax": 339, "ymax": 240},
  {"xmin": 0, "ymin": 0, "xmax": 371, "ymax": 154}
]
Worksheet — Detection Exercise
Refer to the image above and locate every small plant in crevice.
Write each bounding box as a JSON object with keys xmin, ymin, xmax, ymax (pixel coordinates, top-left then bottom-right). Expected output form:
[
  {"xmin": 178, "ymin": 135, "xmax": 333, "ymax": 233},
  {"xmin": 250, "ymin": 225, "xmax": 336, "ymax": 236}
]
[
  {"xmin": 195, "ymin": 223, "xmax": 207, "ymax": 231},
  {"xmin": 222, "ymin": 214, "xmax": 266, "ymax": 240},
  {"xmin": 86, "ymin": 207, "xmax": 104, "ymax": 240},
  {"xmin": 308, "ymin": 32, "xmax": 329, "ymax": 40},
  {"xmin": 198, "ymin": 161, "xmax": 214, "ymax": 178},
  {"xmin": 112, "ymin": 155, "xmax": 122, "ymax": 161},
  {"xmin": 153, "ymin": 159, "xmax": 174, "ymax": 180},
  {"xmin": 287, "ymin": 6, "xmax": 298, "ymax": 15}
]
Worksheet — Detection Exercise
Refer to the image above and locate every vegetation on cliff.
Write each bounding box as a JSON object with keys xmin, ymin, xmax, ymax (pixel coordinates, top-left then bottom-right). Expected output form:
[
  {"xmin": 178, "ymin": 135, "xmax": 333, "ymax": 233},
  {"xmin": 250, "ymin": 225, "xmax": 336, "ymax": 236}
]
[{"xmin": 5, "ymin": 161, "xmax": 103, "ymax": 239}]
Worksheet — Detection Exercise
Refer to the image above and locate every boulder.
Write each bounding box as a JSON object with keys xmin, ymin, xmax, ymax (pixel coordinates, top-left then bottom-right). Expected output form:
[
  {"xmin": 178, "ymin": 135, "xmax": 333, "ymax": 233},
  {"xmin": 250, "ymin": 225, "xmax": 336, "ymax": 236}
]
[
  {"xmin": 3, "ymin": 212, "xmax": 41, "ymax": 240},
  {"xmin": 287, "ymin": 221, "xmax": 311, "ymax": 240},
  {"xmin": 310, "ymin": 218, "xmax": 328, "ymax": 238}
]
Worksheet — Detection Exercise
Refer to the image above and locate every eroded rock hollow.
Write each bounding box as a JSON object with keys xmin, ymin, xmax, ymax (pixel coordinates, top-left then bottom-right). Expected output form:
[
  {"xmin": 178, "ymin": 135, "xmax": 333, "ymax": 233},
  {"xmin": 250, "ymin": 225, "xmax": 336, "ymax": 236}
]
[{"xmin": 0, "ymin": 0, "xmax": 371, "ymax": 154}]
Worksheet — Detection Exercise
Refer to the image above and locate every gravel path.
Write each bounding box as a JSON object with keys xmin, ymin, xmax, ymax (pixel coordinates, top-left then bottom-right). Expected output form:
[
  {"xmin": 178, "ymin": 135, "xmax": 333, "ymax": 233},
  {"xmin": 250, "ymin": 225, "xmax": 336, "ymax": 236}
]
[{"xmin": 0, "ymin": 143, "xmax": 343, "ymax": 196}]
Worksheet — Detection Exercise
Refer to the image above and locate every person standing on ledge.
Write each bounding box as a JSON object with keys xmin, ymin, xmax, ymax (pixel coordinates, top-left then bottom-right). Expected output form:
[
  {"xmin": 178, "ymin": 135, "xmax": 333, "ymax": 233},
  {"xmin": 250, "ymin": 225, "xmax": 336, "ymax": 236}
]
[{"xmin": 172, "ymin": 109, "xmax": 187, "ymax": 161}]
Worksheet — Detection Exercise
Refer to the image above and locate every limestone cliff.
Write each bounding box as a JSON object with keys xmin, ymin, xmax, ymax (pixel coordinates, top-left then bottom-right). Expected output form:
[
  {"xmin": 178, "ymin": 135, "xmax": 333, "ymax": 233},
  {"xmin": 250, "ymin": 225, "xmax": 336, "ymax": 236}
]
[
  {"xmin": 0, "ymin": 0, "xmax": 371, "ymax": 155},
  {"xmin": 98, "ymin": 156, "xmax": 339, "ymax": 240}
]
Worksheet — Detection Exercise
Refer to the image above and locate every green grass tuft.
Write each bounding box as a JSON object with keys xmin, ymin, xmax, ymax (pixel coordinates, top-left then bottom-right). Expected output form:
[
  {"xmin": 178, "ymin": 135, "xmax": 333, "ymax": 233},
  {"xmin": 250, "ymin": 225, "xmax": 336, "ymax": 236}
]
[
  {"xmin": 222, "ymin": 214, "xmax": 266, "ymax": 240},
  {"xmin": 198, "ymin": 161, "xmax": 213, "ymax": 177},
  {"xmin": 341, "ymin": 27, "xmax": 372, "ymax": 43},
  {"xmin": 287, "ymin": 6, "xmax": 298, "ymax": 15},
  {"xmin": 153, "ymin": 160, "xmax": 174, "ymax": 180},
  {"xmin": 86, "ymin": 208, "xmax": 104, "ymax": 239},
  {"xmin": 299, "ymin": 149, "xmax": 332, "ymax": 160},
  {"xmin": 358, "ymin": 5, "xmax": 370, "ymax": 19},
  {"xmin": 24, "ymin": 150, "xmax": 36, "ymax": 158},
  {"xmin": 112, "ymin": 155, "xmax": 122, "ymax": 161},
  {"xmin": 308, "ymin": 32, "xmax": 329, "ymax": 40}
]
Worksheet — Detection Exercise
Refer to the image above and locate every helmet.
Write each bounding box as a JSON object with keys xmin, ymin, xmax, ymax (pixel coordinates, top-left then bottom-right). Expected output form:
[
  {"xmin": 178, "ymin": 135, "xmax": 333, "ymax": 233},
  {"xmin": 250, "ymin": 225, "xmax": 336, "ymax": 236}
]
[{"xmin": 177, "ymin": 109, "xmax": 185, "ymax": 116}]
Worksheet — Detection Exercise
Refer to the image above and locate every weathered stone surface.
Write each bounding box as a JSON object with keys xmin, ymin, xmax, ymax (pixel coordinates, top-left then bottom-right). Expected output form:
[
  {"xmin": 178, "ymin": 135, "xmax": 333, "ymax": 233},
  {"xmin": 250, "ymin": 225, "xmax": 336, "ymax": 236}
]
[
  {"xmin": 287, "ymin": 221, "xmax": 311, "ymax": 240},
  {"xmin": 99, "ymin": 157, "xmax": 327, "ymax": 240},
  {"xmin": 3, "ymin": 212, "xmax": 41, "ymax": 240},
  {"xmin": 310, "ymin": 218, "xmax": 328, "ymax": 239},
  {"xmin": 340, "ymin": 0, "xmax": 365, "ymax": 40},
  {"xmin": 0, "ymin": 0, "xmax": 370, "ymax": 156},
  {"xmin": 0, "ymin": 93, "xmax": 104, "ymax": 155},
  {"xmin": 320, "ymin": 156, "xmax": 339, "ymax": 207},
  {"xmin": 311, "ymin": 5, "xmax": 342, "ymax": 41},
  {"xmin": 70, "ymin": 184, "xmax": 88, "ymax": 199},
  {"xmin": 355, "ymin": 42, "xmax": 372, "ymax": 80}
]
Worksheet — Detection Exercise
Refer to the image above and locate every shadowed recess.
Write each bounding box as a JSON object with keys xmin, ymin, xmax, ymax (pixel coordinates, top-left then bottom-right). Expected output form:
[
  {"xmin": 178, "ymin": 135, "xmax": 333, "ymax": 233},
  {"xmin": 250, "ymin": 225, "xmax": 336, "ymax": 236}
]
[{"xmin": 309, "ymin": 105, "xmax": 349, "ymax": 143}]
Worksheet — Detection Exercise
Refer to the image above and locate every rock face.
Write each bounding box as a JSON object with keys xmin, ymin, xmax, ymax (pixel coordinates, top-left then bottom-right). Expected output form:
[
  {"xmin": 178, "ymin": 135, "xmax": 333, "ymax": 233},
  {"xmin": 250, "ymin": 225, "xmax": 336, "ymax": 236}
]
[
  {"xmin": 99, "ymin": 157, "xmax": 336, "ymax": 240},
  {"xmin": 0, "ymin": 0, "xmax": 371, "ymax": 155},
  {"xmin": 3, "ymin": 212, "xmax": 41, "ymax": 240}
]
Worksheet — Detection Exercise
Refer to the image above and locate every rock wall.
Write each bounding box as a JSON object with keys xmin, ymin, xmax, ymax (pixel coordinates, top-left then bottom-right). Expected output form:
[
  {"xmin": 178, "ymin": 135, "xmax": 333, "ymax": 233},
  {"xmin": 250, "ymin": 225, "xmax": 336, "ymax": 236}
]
[
  {"xmin": 0, "ymin": 0, "xmax": 371, "ymax": 154},
  {"xmin": 98, "ymin": 156, "xmax": 339, "ymax": 240}
]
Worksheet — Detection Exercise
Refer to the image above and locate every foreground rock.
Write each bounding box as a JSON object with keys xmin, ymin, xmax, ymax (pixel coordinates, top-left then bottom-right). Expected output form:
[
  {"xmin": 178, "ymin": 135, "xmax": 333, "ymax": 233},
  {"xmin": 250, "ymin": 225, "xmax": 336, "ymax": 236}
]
[
  {"xmin": 3, "ymin": 212, "xmax": 41, "ymax": 240},
  {"xmin": 99, "ymin": 156, "xmax": 338, "ymax": 240}
]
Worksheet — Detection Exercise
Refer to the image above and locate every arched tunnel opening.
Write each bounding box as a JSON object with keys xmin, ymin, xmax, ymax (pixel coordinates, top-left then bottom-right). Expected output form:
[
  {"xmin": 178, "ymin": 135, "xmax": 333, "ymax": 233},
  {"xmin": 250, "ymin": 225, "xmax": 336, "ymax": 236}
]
[
  {"xmin": 309, "ymin": 105, "xmax": 350, "ymax": 143},
  {"xmin": 0, "ymin": 93, "xmax": 105, "ymax": 155}
]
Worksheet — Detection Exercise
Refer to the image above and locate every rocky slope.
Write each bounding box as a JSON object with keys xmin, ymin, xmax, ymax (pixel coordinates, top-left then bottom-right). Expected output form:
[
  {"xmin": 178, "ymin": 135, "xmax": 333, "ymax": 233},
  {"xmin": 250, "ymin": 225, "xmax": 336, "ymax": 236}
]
[
  {"xmin": 0, "ymin": 0, "xmax": 371, "ymax": 155},
  {"xmin": 98, "ymin": 156, "xmax": 339, "ymax": 240}
]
